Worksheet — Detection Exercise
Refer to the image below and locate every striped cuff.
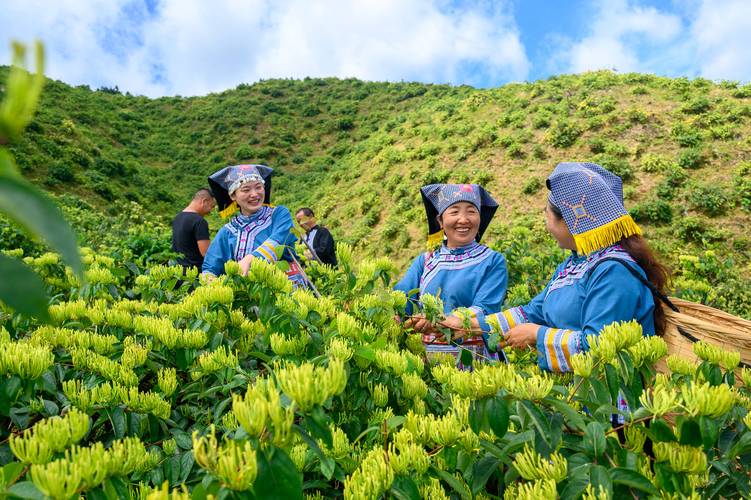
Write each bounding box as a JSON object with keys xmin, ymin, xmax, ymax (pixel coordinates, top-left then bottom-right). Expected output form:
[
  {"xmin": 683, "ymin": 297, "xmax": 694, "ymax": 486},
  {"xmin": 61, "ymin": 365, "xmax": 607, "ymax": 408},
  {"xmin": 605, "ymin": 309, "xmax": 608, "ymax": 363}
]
[
  {"xmin": 252, "ymin": 239, "xmax": 280, "ymax": 263},
  {"xmin": 536, "ymin": 327, "xmax": 584, "ymax": 373},
  {"xmin": 486, "ymin": 306, "xmax": 528, "ymax": 335}
]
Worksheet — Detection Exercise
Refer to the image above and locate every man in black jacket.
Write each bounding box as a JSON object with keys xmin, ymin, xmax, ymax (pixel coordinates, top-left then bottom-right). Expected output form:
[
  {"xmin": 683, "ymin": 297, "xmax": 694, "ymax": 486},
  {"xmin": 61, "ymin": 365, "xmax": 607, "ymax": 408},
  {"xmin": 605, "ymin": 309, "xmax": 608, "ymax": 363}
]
[{"xmin": 295, "ymin": 207, "xmax": 337, "ymax": 266}]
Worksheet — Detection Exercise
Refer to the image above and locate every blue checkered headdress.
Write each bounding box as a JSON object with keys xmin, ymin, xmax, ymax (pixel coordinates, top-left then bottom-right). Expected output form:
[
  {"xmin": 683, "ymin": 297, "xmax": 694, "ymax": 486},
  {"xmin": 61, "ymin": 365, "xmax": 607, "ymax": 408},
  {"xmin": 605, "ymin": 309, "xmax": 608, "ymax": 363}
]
[
  {"xmin": 420, "ymin": 183, "xmax": 498, "ymax": 248},
  {"xmin": 546, "ymin": 162, "xmax": 641, "ymax": 255},
  {"xmin": 208, "ymin": 164, "xmax": 273, "ymax": 218}
]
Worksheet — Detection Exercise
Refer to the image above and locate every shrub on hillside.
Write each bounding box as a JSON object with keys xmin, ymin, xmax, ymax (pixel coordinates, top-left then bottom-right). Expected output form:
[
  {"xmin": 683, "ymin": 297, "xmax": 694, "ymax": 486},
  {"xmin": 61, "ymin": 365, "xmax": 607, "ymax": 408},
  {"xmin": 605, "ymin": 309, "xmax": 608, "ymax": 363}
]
[
  {"xmin": 630, "ymin": 198, "xmax": 673, "ymax": 224},
  {"xmin": 592, "ymin": 154, "xmax": 633, "ymax": 181},
  {"xmin": 678, "ymin": 147, "xmax": 705, "ymax": 169},
  {"xmin": 640, "ymin": 154, "xmax": 672, "ymax": 173},
  {"xmin": 735, "ymin": 162, "xmax": 751, "ymax": 211},
  {"xmin": 546, "ymin": 120, "xmax": 581, "ymax": 148},
  {"xmin": 681, "ymin": 96, "xmax": 712, "ymax": 114},
  {"xmin": 521, "ymin": 177, "xmax": 542, "ymax": 195},
  {"xmin": 671, "ymin": 123, "xmax": 703, "ymax": 148},
  {"xmin": 689, "ymin": 183, "xmax": 730, "ymax": 216},
  {"xmin": 48, "ymin": 162, "xmax": 75, "ymax": 183}
]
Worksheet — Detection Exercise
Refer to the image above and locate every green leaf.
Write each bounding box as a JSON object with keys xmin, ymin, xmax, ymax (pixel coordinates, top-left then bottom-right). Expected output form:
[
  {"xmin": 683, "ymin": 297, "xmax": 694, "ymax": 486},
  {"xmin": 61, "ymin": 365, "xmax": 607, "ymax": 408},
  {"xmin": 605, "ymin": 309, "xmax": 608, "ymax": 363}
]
[
  {"xmin": 583, "ymin": 421, "xmax": 606, "ymax": 458},
  {"xmin": 0, "ymin": 175, "xmax": 82, "ymax": 276},
  {"xmin": 589, "ymin": 378, "xmax": 611, "ymax": 407},
  {"xmin": 354, "ymin": 345, "xmax": 375, "ymax": 361},
  {"xmin": 468, "ymin": 398, "xmax": 486, "ymax": 434},
  {"xmin": 307, "ymin": 406, "xmax": 333, "ymax": 446},
  {"xmin": 171, "ymin": 429, "xmax": 193, "ymax": 450},
  {"xmin": 604, "ymin": 363, "xmax": 620, "ymax": 404},
  {"xmin": 470, "ymin": 454, "xmax": 500, "ymax": 495},
  {"xmin": 460, "ymin": 348, "xmax": 473, "ymax": 368},
  {"xmin": 6, "ymin": 481, "xmax": 45, "ymax": 500},
  {"xmin": 254, "ymin": 448, "xmax": 304, "ymax": 500},
  {"xmin": 544, "ymin": 396, "xmax": 586, "ymax": 432},
  {"xmin": 110, "ymin": 407, "xmax": 126, "ymax": 439},
  {"xmin": 2, "ymin": 462, "xmax": 25, "ymax": 485},
  {"xmin": 294, "ymin": 425, "xmax": 336, "ymax": 480},
  {"xmin": 647, "ymin": 418, "xmax": 677, "ymax": 443},
  {"xmin": 699, "ymin": 416, "xmax": 720, "ymax": 451},
  {"xmin": 610, "ymin": 467, "xmax": 659, "ymax": 495},
  {"xmin": 677, "ymin": 418, "xmax": 702, "ymax": 447},
  {"xmin": 729, "ymin": 430, "xmax": 751, "ymax": 457},
  {"xmin": 180, "ymin": 450, "xmax": 194, "ymax": 483},
  {"xmin": 0, "ymin": 254, "xmax": 50, "ymax": 321},
  {"xmin": 0, "ymin": 149, "xmax": 18, "ymax": 177},
  {"xmin": 487, "ymin": 396, "xmax": 509, "ymax": 439},
  {"xmin": 390, "ymin": 475, "xmax": 421, "ymax": 500},
  {"xmin": 431, "ymin": 466, "xmax": 471, "ymax": 500},
  {"xmin": 589, "ymin": 464, "xmax": 613, "ymax": 498},
  {"xmin": 106, "ymin": 477, "xmax": 130, "ymax": 500},
  {"xmin": 520, "ymin": 400, "xmax": 551, "ymax": 443},
  {"xmin": 559, "ymin": 476, "xmax": 589, "ymax": 500}
]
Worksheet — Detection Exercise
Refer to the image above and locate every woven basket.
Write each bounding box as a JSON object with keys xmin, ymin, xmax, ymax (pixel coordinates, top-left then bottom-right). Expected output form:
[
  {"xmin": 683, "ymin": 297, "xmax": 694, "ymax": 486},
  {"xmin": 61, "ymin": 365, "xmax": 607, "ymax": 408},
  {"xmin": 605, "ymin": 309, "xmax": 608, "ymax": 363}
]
[{"xmin": 656, "ymin": 297, "xmax": 751, "ymax": 373}]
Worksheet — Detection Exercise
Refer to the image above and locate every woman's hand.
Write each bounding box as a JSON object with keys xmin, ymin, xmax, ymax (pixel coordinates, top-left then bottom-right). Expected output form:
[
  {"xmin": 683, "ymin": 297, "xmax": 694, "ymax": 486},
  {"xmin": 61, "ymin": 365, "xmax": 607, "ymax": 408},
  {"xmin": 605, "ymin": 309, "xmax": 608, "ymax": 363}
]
[
  {"xmin": 440, "ymin": 315, "xmax": 470, "ymax": 340},
  {"xmin": 504, "ymin": 323, "xmax": 540, "ymax": 349},
  {"xmin": 238, "ymin": 255, "xmax": 254, "ymax": 276},
  {"xmin": 403, "ymin": 314, "xmax": 434, "ymax": 333}
]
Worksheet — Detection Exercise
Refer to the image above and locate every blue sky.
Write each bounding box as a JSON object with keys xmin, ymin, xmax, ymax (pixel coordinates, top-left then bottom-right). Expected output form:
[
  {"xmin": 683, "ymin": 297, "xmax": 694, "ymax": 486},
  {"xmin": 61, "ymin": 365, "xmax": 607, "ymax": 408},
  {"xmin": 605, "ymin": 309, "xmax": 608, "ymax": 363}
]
[{"xmin": 1, "ymin": 0, "xmax": 749, "ymax": 97}]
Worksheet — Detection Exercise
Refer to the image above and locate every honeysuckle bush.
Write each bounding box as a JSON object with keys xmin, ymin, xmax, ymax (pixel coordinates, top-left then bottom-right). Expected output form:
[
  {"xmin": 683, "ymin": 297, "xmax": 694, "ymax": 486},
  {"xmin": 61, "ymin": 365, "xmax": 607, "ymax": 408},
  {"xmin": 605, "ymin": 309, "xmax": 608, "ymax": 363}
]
[{"xmin": 2, "ymin": 245, "xmax": 751, "ymax": 499}]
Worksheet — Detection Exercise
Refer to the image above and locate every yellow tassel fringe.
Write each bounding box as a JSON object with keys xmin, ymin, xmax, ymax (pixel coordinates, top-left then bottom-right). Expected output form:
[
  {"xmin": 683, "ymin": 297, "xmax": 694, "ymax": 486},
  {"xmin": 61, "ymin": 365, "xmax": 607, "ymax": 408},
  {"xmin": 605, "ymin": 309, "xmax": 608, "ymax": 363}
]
[
  {"xmin": 426, "ymin": 230, "xmax": 445, "ymax": 250},
  {"xmin": 219, "ymin": 202, "xmax": 238, "ymax": 218},
  {"xmin": 573, "ymin": 214, "xmax": 641, "ymax": 255},
  {"xmin": 219, "ymin": 202, "xmax": 275, "ymax": 219}
]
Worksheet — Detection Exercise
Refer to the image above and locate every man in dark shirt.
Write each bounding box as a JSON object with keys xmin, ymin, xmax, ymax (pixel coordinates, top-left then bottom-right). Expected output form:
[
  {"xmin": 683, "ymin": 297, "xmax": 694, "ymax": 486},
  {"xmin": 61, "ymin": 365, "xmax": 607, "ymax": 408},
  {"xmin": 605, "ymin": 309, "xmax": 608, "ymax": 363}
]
[
  {"xmin": 171, "ymin": 188, "xmax": 216, "ymax": 270},
  {"xmin": 295, "ymin": 207, "xmax": 337, "ymax": 266}
]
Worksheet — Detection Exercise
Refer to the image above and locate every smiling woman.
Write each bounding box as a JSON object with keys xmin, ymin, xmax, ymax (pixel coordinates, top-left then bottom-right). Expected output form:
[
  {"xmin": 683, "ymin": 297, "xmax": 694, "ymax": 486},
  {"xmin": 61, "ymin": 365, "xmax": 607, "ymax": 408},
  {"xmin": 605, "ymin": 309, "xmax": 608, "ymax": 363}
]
[
  {"xmin": 201, "ymin": 164, "xmax": 305, "ymax": 287},
  {"xmin": 394, "ymin": 183, "xmax": 508, "ymax": 365}
]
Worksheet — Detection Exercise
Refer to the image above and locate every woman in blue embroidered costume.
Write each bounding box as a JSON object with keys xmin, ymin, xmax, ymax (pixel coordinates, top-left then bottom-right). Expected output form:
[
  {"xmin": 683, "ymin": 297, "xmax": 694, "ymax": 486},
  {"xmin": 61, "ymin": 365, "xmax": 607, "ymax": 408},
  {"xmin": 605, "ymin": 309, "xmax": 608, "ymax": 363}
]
[
  {"xmin": 201, "ymin": 164, "xmax": 306, "ymax": 287},
  {"xmin": 394, "ymin": 183, "xmax": 508, "ymax": 362},
  {"xmin": 451, "ymin": 162, "xmax": 669, "ymax": 373}
]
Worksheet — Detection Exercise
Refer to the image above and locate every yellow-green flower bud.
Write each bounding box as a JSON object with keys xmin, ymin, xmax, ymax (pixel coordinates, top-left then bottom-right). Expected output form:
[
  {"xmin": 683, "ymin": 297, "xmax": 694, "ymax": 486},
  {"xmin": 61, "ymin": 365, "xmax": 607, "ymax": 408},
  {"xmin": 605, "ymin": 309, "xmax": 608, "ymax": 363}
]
[
  {"xmin": 624, "ymin": 424, "xmax": 647, "ymax": 452},
  {"xmin": 327, "ymin": 337, "xmax": 353, "ymax": 362},
  {"xmin": 215, "ymin": 441, "xmax": 257, "ymax": 491},
  {"xmin": 504, "ymin": 478, "xmax": 557, "ymax": 500},
  {"xmin": 162, "ymin": 438, "xmax": 177, "ymax": 456},
  {"xmin": 639, "ymin": 385, "xmax": 679, "ymax": 417},
  {"xmin": 232, "ymin": 391, "xmax": 267, "ymax": 438},
  {"xmin": 158, "ymin": 367, "xmax": 178, "ymax": 397},
  {"xmin": 270, "ymin": 332, "xmax": 309, "ymax": 356},
  {"xmin": 570, "ymin": 352, "xmax": 594, "ymax": 377},
  {"xmin": 371, "ymin": 383, "xmax": 389, "ymax": 407},
  {"xmin": 401, "ymin": 372, "xmax": 427, "ymax": 400},
  {"xmin": 667, "ymin": 354, "xmax": 696, "ymax": 376},
  {"xmin": 512, "ymin": 445, "xmax": 567, "ymax": 482},
  {"xmin": 374, "ymin": 349, "xmax": 408, "ymax": 376},
  {"xmin": 430, "ymin": 413, "xmax": 461, "ymax": 447},
  {"xmin": 420, "ymin": 478, "xmax": 449, "ymax": 500},
  {"xmin": 507, "ymin": 373, "xmax": 554, "ymax": 401},
  {"xmin": 653, "ymin": 442, "xmax": 707, "ymax": 474},
  {"xmin": 290, "ymin": 444, "xmax": 308, "ymax": 472},
  {"xmin": 681, "ymin": 381, "xmax": 734, "ymax": 418}
]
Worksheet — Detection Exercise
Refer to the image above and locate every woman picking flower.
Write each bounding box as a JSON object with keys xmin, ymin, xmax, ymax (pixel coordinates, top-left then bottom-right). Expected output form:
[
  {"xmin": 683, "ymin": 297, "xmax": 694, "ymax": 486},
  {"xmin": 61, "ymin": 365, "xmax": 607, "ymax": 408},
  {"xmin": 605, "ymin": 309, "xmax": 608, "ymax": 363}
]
[
  {"xmin": 201, "ymin": 164, "xmax": 305, "ymax": 287},
  {"xmin": 394, "ymin": 183, "xmax": 508, "ymax": 364}
]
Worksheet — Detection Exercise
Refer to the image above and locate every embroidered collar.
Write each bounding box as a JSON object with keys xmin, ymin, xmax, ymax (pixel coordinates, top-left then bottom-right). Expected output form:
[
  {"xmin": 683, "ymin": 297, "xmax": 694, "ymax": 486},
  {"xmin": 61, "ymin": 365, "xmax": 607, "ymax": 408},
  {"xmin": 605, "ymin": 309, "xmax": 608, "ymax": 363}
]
[
  {"xmin": 231, "ymin": 206, "xmax": 272, "ymax": 229},
  {"xmin": 546, "ymin": 244, "xmax": 634, "ymax": 297},
  {"xmin": 438, "ymin": 241, "xmax": 480, "ymax": 256}
]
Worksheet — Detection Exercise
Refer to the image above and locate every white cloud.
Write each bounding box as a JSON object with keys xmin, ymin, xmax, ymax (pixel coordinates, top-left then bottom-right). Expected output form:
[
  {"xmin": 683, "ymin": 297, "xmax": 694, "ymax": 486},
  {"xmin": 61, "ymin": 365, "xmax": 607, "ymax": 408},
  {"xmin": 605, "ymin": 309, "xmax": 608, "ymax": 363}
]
[
  {"xmin": 691, "ymin": 0, "xmax": 751, "ymax": 81},
  {"xmin": 0, "ymin": 0, "xmax": 529, "ymax": 96},
  {"xmin": 565, "ymin": 0, "xmax": 683, "ymax": 74}
]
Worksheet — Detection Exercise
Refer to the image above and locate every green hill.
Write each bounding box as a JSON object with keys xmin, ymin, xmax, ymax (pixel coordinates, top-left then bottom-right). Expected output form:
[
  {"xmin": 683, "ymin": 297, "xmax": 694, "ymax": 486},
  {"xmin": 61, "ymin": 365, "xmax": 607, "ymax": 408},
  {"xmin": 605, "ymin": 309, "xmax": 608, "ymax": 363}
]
[{"xmin": 3, "ymin": 68, "xmax": 751, "ymax": 312}]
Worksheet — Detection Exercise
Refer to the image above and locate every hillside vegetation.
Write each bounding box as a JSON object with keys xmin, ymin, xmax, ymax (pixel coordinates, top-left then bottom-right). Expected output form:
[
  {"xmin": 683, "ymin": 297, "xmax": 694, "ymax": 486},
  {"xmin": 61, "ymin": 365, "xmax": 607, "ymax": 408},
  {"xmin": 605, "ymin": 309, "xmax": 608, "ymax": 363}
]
[{"xmin": 3, "ymin": 68, "xmax": 751, "ymax": 315}]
